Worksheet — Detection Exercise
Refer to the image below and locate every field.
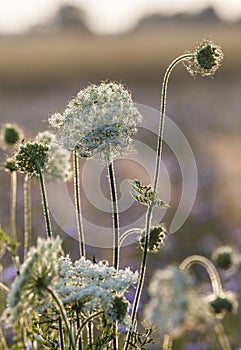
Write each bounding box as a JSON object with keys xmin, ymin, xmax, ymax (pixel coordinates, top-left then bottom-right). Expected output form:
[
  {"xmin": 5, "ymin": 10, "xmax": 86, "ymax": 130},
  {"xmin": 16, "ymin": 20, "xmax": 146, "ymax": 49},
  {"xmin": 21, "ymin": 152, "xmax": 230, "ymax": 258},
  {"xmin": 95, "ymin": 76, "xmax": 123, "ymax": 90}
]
[{"xmin": 0, "ymin": 21, "xmax": 241, "ymax": 347}]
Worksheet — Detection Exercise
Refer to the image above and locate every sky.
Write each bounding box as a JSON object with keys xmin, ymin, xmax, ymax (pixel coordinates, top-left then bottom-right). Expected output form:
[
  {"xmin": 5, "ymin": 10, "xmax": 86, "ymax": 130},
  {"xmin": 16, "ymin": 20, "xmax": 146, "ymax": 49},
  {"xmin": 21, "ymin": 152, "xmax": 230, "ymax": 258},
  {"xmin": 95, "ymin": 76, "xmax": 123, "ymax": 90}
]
[{"xmin": 0, "ymin": 0, "xmax": 241, "ymax": 34}]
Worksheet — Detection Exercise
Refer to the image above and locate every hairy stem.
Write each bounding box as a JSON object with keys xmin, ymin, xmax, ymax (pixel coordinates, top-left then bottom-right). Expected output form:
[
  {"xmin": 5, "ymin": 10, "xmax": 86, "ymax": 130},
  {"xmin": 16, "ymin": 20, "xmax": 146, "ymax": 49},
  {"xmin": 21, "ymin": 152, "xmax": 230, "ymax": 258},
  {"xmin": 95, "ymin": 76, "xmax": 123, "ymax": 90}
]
[
  {"xmin": 124, "ymin": 53, "xmax": 194, "ymax": 350},
  {"xmin": 58, "ymin": 316, "xmax": 65, "ymax": 350},
  {"xmin": 162, "ymin": 333, "xmax": 173, "ymax": 350},
  {"xmin": 73, "ymin": 148, "xmax": 85, "ymax": 258},
  {"xmin": 75, "ymin": 312, "xmax": 102, "ymax": 345},
  {"xmin": 119, "ymin": 228, "xmax": 143, "ymax": 246},
  {"xmin": 10, "ymin": 171, "xmax": 17, "ymax": 244},
  {"xmin": 24, "ymin": 174, "xmax": 31, "ymax": 259},
  {"xmin": 214, "ymin": 320, "xmax": 231, "ymax": 350},
  {"xmin": 35, "ymin": 159, "xmax": 52, "ymax": 238},
  {"xmin": 179, "ymin": 255, "xmax": 223, "ymax": 295},
  {"xmin": 107, "ymin": 154, "xmax": 120, "ymax": 270},
  {"xmin": 0, "ymin": 282, "xmax": 9, "ymax": 293}
]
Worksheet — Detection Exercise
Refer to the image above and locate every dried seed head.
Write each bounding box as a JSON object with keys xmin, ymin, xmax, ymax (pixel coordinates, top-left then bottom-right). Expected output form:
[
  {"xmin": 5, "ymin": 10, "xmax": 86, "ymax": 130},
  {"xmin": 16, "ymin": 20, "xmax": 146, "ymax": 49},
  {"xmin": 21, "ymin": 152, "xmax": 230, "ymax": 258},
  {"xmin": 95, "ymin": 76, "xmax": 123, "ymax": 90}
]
[{"xmin": 139, "ymin": 224, "xmax": 168, "ymax": 253}]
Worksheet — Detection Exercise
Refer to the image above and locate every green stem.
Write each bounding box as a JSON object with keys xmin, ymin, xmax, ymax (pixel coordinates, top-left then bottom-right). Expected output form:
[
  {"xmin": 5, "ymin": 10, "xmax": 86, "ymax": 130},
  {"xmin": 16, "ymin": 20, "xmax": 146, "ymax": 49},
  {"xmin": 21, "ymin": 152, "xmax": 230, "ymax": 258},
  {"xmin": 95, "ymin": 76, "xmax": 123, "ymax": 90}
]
[
  {"xmin": 214, "ymin": 319, "xmax": 231, "ymax": 350},
  {"xmin": 24, "ymin": 174, "xmax": 31, "ymax": 259},
  {"xmin": 58, "ymin": 316, "xmax": 65, "ymax": 350},
  {"xmin": 34, "ymin": 159, "xmax": 52, "ymax": 238},
  {"xmin": 73, "ymin": 148, "xmax": 85, "ymax": 258},
  {"xmin": 47, "ymin": 287, "xmax": 76, "ymax": 350},
  {"xmin": 119, "ymin": 228, "xmax": 142, "ymax": 246},
  {"xmin": 124, "ymin": 53, "xmax": 194, "ymax": 350},
  {"xmin": 179, "ymin": 255, "xmax": 223, "ymax": 295},
  {"xmin": 107, "ymin": 154, "xmax": 120, "ymax": 270},
  {"xmin": 10, "ymin": 171, "xmax": 17, "ymax": 244},
  {"xmin": 87, "ymin": 322, "xmax": 94, "ymax": 350}
]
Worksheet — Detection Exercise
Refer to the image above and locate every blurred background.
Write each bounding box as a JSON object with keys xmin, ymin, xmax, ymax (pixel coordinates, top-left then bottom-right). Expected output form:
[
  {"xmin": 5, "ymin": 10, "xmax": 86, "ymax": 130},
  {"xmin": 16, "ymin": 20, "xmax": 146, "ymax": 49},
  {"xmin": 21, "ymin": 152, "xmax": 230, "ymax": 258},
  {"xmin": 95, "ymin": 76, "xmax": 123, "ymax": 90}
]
[{"xmin": 0, "ymin": 0, "xmax": 241, "ymax": 347}]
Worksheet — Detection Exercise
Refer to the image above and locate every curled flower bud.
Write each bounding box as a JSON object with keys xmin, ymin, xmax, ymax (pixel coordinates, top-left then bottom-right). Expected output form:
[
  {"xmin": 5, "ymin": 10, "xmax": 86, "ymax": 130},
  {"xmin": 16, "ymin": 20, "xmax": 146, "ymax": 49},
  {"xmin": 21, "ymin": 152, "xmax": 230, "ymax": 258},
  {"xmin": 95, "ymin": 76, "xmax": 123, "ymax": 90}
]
[
  {"xmin": 212, "ymin": 246, "xmax": 236, "ymax": 270},
  {"xmin": 0, "ymin": 123, "xmax": 23, "ymax": 150},
  {"xmin": 183, "ymin": 40, "xmax": 224, "ymax": 77},
  {"xmin": 48, "ymin": 82, "xmax": 142, "ymax": 160},
  {"xmin": 207, "ymin": 292, "xmax": 238, "ymax": 318},
  {"xmin": 139, "ymin": 224, "xmax": 168, "ymax": 253},
  {"xmin": 14, "ymin": 140, "xmax": 49, "ymax": 177}
]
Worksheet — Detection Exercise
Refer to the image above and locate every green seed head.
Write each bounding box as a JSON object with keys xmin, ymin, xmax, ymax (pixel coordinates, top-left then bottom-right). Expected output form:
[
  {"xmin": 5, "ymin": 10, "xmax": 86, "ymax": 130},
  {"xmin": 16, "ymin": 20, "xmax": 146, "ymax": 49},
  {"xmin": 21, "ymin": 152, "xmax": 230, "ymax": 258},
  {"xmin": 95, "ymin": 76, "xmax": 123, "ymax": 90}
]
[
  {"xmin": 184, "ymin": 40, "xmax": 224, "ymax": 77},
  {"xmin": 4, "ymin": 157, "xmax": 18, "ymax": 173},
  {"xmin": 212, "ymin": 246, "xmax": 235, "ymax": 270},
  {"xmin": 14, "ymin": 140, "xmax": 49, "ymax": 176},
  {"xmin": 0, "ymin": 123, "xmax": 23, "ymax": 150}
]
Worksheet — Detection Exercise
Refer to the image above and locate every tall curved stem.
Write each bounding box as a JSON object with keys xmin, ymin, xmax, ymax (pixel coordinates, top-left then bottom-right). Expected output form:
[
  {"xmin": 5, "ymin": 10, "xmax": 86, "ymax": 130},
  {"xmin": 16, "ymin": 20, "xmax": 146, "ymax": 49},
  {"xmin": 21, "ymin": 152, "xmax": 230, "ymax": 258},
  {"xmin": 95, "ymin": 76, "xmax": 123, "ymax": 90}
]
[{"xmin": 124, "ymin": 53, "xmax": 193, "ymax": 350}]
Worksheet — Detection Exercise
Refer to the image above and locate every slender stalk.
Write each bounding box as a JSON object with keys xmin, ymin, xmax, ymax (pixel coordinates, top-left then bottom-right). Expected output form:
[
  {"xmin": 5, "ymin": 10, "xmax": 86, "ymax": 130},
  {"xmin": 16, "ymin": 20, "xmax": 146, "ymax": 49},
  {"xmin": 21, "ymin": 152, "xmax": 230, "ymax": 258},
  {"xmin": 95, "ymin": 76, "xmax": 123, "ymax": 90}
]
[
  {"xmin": 0, "ymin": 327, "xmax": 8, "ymax": 350},
  {"xmin": 75, "ymin": 311, "xmax": 103, "ymax": 345},
  {"xmin": 10, "ymin": 171, "xmax": 17, "ymax": 243},
  {"xmin": 47, "ymin": 287, "xmax": 76, "ymax": 350},
  {"xmin": 214, "ymin": 320, "xmax": 231, "ymax": 350},
  {"xmin": 119, "ymin": 228, "xmax": 142, "ymax": 246},
  {"xmin": 73, "ymin": 148, "xmax": 85, "ymax": 258},
  {"xmin": 124, "ymin": 53, "xmax": 194, "ymax": 350},
  {"xmin": 0, "ymin": 282, "xmax": 9, "ymax": 293},
  {"xmin": 87, "ymin": 322, "xmax": 94, "ymax": 350},
  {"xmin": 10, "ymin": 171, "xmax": 20, "ymax": 273},
  {"xmin": 24, "ymin": 174, "xmax": 31, "ymax": 259},
  {"xmin": 162, "ymin": 333, "xmax": 173, "ymax": 350},
  {"xmin": 58, "ymin": 316, "xmax": 65, "ymax": 350},
  {"xmin": 179, "ymin": 255, "xmax": 223, "ymax": 295},
  {"xmin": 34, "ymin": 159, "xmax": 52, "ymax": 238},
  {"xmin": 153, "ymin": 53, "xmax": 193, "ymax": 194},
  {"xmin": 123, "ymin": 204, "xmax": 153, "ymax": 350},
  {"xmin": 107, "ymin": 153, "xmax": 120, "ymax": 270}
]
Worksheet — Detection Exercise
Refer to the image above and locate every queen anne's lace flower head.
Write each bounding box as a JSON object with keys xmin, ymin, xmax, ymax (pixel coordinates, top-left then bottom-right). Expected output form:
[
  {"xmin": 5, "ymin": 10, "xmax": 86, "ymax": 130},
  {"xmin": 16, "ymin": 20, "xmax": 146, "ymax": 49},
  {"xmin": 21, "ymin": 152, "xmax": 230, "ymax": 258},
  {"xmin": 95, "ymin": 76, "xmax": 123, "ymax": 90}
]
[
  {"xmin": 183, "ymin": 40, "xmax": 224, "ymax": 77},
  {"xmin": 48, "ymin": 82, "xmax": 142, "ymax": 161},
  {"xmin": 54, "ymin": 256, "xmax": 138, "ymax": 324},
  {"xmin": 36, "ymin": 131, "xmax": 72, "ymax": 182},
  {"xmin": 3, "ymin": 237, "xmax": 62, "ymax": 326}
]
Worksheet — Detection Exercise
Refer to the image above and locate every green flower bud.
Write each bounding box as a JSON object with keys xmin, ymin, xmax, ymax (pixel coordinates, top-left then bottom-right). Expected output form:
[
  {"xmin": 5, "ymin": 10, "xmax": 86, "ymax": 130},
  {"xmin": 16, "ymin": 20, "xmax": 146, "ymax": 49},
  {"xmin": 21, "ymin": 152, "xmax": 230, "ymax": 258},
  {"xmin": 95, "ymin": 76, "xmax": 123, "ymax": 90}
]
[
  {"xmin": 183, "ymin": 40, "xmax": 224, "ymax": 77},
  {"xmin": 4, "ymin": 157, "xmax": 18, "ymax": 173},
  {"xmin": 0, "ymin": 123, "xmax": 23, "ymax": 150},
  {"xmin": 208, "ymin": 292, "xmax": 238, "ymax": 318},
  {"xmin": 212, "ymin": 246, "xmax": 235, "ymax": 270},
  {"xmin": 106, "ymin": 295, "xmax": 128, "ymax": 322}
]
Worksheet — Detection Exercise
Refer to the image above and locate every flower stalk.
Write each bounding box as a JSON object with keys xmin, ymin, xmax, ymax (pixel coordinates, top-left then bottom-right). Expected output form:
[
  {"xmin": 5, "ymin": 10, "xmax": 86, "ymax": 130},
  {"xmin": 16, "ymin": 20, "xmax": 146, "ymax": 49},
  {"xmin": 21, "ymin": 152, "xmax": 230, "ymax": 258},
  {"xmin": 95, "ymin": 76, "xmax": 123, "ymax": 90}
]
[
  {"xmin": 24, "ymin": 174, "xmax": 31, "ymax": 259},
  {"xmin": 34, "ymin": 159, "xmax": 52, "ymax": 238},
  {"xmin": 73, "ymin": 147, "xmax": 85, "ymax": 257}
]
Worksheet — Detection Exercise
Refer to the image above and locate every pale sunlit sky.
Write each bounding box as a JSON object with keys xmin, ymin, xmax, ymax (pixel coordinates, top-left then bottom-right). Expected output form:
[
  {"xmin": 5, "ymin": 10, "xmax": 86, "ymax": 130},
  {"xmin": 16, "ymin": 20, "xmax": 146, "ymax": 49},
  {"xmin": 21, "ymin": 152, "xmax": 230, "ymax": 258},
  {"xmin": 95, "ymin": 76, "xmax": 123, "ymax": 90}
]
[{"xmin": 0, "ymin": 0, "xmax": 241, "ymax": 34}]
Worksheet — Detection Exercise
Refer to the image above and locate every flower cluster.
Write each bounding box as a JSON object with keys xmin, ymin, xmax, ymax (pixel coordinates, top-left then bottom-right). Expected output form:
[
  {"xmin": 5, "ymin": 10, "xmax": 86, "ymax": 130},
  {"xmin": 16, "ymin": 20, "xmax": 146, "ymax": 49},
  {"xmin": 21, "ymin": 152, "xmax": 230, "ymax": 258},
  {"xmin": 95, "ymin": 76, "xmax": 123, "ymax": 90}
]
[
  {"xmin": 36, "ymin": 131, "xmax": 72, "ymax": 182},
  {"xmin": 55, "ymin": 256, "xmax": 138, "ymax": 323},
  {"xmin": 14, "ymin": 140, "xmax": 49, "ymax": 177},
  {"xmin": 2, "ymin": 237, "xmax": 62, "ymax": 326},
  {"xmin": 49, "ymin": 82, "xmax": 142, "ymax": 160}
]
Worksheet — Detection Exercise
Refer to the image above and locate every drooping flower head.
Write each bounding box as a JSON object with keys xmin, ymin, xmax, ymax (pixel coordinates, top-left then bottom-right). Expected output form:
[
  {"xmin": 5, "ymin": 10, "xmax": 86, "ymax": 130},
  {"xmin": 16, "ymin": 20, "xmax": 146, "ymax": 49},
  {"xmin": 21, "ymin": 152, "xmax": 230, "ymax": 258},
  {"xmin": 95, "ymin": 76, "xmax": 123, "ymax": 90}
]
[
  {"xmin": 36, "ymin": 131, "xmax": 72, "ymax": 182},
  {"xmin": 184, "ymin": 40, "xmax": 224, "ymax": 77},
  {"xmin": 0, "ymin": 123, "xmax": 23, "ymax": 151},
  {"xmin": 48, "ymin": 82, "xmax": 142, "ymax": 161},
  {"xmin": 14, "ymin": 140, "xmax": 49, "ymax": 177}
]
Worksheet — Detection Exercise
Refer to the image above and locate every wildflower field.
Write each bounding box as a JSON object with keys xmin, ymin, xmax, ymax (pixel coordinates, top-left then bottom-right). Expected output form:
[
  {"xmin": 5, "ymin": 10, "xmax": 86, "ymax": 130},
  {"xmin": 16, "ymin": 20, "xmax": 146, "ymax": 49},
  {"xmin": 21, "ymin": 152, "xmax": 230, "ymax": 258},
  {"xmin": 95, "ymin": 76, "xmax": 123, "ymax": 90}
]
[{"xmin": 0, "ymin": 22, "xmax": 241, "ymax": 349}]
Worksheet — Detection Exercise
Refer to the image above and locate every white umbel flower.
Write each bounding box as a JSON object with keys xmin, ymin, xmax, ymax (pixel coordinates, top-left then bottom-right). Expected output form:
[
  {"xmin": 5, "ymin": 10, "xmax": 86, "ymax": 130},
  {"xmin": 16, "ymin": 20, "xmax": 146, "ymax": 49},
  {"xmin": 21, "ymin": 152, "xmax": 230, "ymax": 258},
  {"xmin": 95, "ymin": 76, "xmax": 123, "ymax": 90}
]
[
  {"xmin": 48, "ymin": 82, "xmax": 142, "ymax": 160},
  {"xmin": 36, "ymin": 131, "xmax": 72, "ymax": 182}
]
